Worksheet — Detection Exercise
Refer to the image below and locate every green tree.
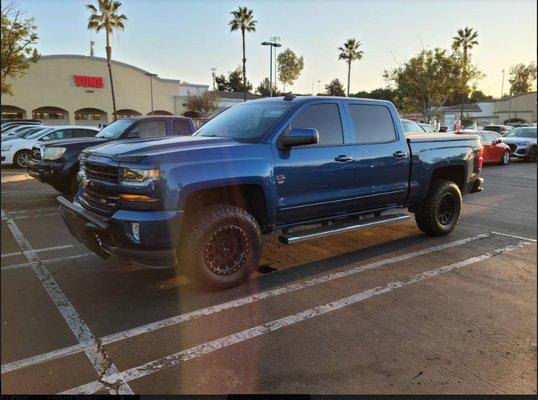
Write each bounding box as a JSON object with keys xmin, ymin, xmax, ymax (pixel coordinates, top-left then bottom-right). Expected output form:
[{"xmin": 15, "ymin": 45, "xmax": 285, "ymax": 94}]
[
  {"xmin": 215, "ymin": 73, "xmax": 231, "ymax": 91},
  {"xmin": 469, "ymin": 89, "xmax": 493, "ymax": 103},
  {"xmin": 1, "ymin": 2, "xmax": 39, "ymax": 95},
  {"xmin": 256, "ymin": 77, "xmax": 279, "ymax": 97},
  {"xmin": 324, "ymin": 78, "xmax": 345, "ymax": 97},
  {"xmin": 508, "ymin": 62, "xmax": 537, "ymax": 96},
  {"xmin": 338, "ymin": 38, "xmax": 364, "ymax": 96},
  {"xmin": 451, "ymin": 26, "xmax": 479, "ymax": 118},
  {"xmin": 86, "ymin": 0, "xmax": 127, "ymax": 120},
  {"xmin": 277, "ymin": 48, "xmax": 304, "ymax": 92},
  {"xmin": 183, "ymin": 91, "xmax": 220, "ymax": 118},
  {"xmin": 228, "ymin": 6, "xmax": 256, "ymax": 102},
  {"xmin": 351, "ymin": 87, "xmax": 400, "ymax": 109},
  {"xmin": 384, "ymin": 48, "xmax": 462, "ymax": 121}
]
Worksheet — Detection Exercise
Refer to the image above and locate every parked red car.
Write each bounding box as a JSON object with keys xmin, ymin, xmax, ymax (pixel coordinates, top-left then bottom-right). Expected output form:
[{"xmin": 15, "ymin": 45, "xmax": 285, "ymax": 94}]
[{"xmin": 460, "ymin": 129, "xmax": 511, "ymax": 165}]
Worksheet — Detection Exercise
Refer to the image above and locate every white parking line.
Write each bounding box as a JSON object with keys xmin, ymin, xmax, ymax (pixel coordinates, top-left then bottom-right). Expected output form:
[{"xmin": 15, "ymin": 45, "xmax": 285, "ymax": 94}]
[
  {"xmin": 0, "ymin": 209, "xmax": 134, "ymax": 395},
  {"xmin": 13, "ymin": 213, "xmax": 59, "ymax": 220},
  {"xmin": 2, "ymin": 253, "xmax": 94, "ymax": 271},
  {"xmin": 491, "ymin": 231, "xmax": 537, "ymax": 243},
  {"xmin": 2, "ymin": 244, "xmax": 74, "ymax": 259},
  {"xmin": 1, "ymin": 232, "xmax": 491, "ymax": 374},
  {"xmin": 7, "ymin": 208, "xmax": 58, "ymax": 215},
  {"xmin": 63, "ymin": 240, "xmax": 532, "ymax": 394}
]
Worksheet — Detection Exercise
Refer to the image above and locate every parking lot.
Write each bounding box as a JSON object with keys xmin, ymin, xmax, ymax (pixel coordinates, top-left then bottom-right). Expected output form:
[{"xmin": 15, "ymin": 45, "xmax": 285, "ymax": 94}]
[{"xmin": 1, "ymin": 160, "xmax": 536, "ymax": 394}]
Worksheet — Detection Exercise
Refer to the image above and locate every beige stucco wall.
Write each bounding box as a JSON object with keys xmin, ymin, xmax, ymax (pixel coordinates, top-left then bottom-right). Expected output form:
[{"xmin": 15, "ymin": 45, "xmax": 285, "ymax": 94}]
[
  {"xmin": 1, "ymin": 55, "xmax": 208, "ymax": 125},
  {"xmin": 494, "ymin": 92, "xmax": 537, "ymax": 123}
]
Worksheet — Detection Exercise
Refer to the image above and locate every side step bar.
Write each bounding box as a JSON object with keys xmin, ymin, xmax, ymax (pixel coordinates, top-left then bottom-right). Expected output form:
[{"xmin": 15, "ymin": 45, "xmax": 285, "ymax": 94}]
[{"xmin": 278, "ymin": 213, "xmax": 410, "ymax": 245}]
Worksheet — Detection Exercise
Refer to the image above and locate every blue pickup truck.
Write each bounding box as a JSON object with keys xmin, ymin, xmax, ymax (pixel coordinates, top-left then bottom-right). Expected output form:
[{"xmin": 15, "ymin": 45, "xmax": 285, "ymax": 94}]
[{"xmin": 58, "ymin": 95, "xmax": 484, "ymax": 288}]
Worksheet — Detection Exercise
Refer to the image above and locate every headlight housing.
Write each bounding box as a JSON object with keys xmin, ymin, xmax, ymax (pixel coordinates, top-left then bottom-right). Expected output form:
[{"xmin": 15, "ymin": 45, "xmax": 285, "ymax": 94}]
[
  {"xmin": 1, "ymin": 144, "xmax": 13, "ymax": 151},
  {"xmin": 119, "ymin": 166, "xmax": 160, "ymax": 184},
  {"xmin": 43, "ymin": 147, "xmax": 67, "ymax": 161}
]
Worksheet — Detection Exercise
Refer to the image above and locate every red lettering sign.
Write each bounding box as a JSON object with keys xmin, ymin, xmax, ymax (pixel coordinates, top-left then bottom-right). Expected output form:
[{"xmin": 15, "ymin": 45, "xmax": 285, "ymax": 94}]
[{"xmin": 73, "ymin": 75, "xmax": 104, "ymax": 88}]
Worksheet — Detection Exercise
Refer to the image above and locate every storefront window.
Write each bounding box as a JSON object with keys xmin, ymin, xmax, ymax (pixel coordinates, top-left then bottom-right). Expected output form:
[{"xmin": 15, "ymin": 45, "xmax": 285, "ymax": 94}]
[
  {"xmin": 75, "ymin": 112, "xmax": 102, "ymax": 120},
  {"xmin": 1, "ymin": 111, "xmax": 23, "ymax": 119},
  {"xmin": 33, "ymin": 111, "xmax": 64, "ymax": 120}
]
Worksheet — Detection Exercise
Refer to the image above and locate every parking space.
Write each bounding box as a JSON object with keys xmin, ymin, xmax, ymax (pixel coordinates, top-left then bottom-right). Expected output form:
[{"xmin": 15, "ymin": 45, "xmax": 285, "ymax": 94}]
[{"xmin": 1, "ymin": 161, "xmax": 536, "ymax": 394}]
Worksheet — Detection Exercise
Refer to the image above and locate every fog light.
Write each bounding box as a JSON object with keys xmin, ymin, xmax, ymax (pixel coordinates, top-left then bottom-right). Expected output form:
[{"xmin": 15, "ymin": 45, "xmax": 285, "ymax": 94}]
[{"xmin": 131, "ymin": 222, "xmax": 140, "ymax": 242}]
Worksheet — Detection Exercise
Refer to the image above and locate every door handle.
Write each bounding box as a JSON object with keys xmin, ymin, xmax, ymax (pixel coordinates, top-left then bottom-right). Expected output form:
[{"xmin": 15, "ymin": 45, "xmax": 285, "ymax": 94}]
[
  {"xmin": 334, "ymin": 155, "xmax": 353, "ymax": 162},
  {"xmin": 393, "ymin": 151, "xmax": 408, "ymax": 158}
]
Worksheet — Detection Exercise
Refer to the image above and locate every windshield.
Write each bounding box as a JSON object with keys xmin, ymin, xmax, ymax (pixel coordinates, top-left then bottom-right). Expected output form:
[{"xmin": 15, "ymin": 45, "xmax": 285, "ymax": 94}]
[
  {"xmin": 505, "ymin": 127, "xmax": 536, "ymax": 138},
  {"xmin": 401, "ymin": 120, "xmax": 425, "ymax": 133},
  {"xmin": 194, "ymin": 101, "xmax": 292, "ymax": 142},
  {"xmin": 95, "ymin": 119, "xmax": 136, "ymax": 139},
  {"xmin": 26, "ymin": 127, "xmax": 55, "ymax": 139},
  {"xmin": 21, "ymin": 127, "xmax": 52, "ymax": 138}
]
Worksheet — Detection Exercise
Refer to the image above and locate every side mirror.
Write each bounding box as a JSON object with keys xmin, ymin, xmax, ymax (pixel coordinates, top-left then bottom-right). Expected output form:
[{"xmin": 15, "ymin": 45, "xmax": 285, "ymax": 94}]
[
  {"xmin": 278, "ymin": 128, "xmax": 319, "ymax": 149},
  {"xmin": 41, "ymin": 136, "xmax": 50, "ymax": 141}
]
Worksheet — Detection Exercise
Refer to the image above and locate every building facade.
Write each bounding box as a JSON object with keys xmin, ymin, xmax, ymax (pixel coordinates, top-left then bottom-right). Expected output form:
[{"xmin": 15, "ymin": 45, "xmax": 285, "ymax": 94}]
[{"xmin": 1, "ymin": 54, "xmax": 209, "ymax": 126}]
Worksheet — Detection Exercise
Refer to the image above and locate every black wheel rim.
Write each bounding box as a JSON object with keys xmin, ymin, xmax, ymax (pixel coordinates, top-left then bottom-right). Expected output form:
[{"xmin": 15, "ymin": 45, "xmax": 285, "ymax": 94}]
[
  {"xmin": 437, "ymin": 193, "xmax": 456, "ymax": 226},
  {"xmin": 204, "ymin": 225, "xmax": 249, "ymax": 276}
]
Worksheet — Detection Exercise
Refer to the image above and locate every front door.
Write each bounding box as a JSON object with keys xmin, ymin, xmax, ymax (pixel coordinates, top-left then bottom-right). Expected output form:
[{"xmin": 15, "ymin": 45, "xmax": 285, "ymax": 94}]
[{"xmin": 273, "ymin": 101, "xmax": 356, "ymax": 225}]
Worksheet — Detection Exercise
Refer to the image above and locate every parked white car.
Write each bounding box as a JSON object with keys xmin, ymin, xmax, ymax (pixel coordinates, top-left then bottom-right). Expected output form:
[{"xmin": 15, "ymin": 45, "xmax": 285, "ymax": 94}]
[{"xmin": 1, "ymin": 125, "xmax": 99, "ymax": 168}]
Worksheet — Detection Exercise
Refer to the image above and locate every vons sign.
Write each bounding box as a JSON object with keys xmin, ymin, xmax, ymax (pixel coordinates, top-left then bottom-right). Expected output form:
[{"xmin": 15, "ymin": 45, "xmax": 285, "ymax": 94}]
[{"xmin": 73, "ymin": 75, "xmax": 104, "ymax": 88}]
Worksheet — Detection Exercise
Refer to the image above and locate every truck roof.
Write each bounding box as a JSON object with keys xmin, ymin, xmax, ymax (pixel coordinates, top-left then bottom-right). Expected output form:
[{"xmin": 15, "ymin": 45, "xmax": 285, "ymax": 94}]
[{"xmin": 249, "ymin": 95, "xmax": 394, "ymax": 107}]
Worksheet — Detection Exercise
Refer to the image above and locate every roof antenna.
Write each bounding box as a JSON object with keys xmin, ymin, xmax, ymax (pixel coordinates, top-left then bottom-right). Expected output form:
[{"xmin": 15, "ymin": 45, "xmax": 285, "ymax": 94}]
[{"xmin": 283, "ymin": 92, "xmax": 295, "ymax": 101}]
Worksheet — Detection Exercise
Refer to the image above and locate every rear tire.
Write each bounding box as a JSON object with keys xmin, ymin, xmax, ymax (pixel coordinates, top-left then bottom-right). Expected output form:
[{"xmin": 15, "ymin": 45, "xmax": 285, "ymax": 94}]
[
  {"xmin": 500, "ymin": 150, "xmax": 510, "ymax": 165},
  {"xmin": 178, "ymin": 204, "xmax": 262, "ymax": 289},
  {"xmin": 13, "ymin": 150, "xmax": 32, "ymax": 168},
  {"xmin": 415, "ymin": 179, "xmax": 462, "ymax": 236},
  {"xmin": 526, "ymin": 146, "xmax": 537, "ymax": 162}
]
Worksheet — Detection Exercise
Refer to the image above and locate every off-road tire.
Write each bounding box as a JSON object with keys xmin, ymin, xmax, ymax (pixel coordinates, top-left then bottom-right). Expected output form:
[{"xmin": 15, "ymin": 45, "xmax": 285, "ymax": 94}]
[
  {"xmin": 415, "ymin": 179, "xmax": 462, "ymax": 236},
  {"xmin": 13, "ymin": 150, "xmax": 32, "ymax": 168},
  {"xmin": 500, "ymin": 150, "xmax": 510, "ymax": 165},
  {"xmin": 178, "ymin": 204, "xmax": 262, "ymax": 289}
]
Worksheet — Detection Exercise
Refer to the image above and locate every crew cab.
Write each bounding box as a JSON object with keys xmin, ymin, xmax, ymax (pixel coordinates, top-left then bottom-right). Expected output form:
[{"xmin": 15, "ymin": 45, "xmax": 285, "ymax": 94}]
[
  {"xmin": 28, "ymin": 116, "xmax": 196, "ymax": 196},
  {"xmin": 58, "ymin": 96, "xmax": 484, "ymax": 288}
]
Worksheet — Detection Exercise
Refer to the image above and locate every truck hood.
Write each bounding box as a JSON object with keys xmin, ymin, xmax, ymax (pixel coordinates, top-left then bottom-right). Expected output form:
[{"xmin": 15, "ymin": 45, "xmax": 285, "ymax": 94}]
[
  {"xmin": 84, "ymin": 135, "xmax": 239, "ymax": 162},
  {"xmin": 40, "ymin": 137, "xmax": 107, "ymax": 149}
]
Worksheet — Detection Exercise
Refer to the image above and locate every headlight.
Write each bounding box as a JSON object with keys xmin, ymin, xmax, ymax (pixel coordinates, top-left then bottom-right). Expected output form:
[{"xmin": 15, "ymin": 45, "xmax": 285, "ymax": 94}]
[
  {"xmin": 120, "ymin": 167, "xmax": 160, "ymax": 184},
  {"xmin": 1, "ymin": 144, "xmax": 12, "ymax": 151},
  {"xmin": 43, "ymin": 147, "xmax": 67, "ymax": 161}
]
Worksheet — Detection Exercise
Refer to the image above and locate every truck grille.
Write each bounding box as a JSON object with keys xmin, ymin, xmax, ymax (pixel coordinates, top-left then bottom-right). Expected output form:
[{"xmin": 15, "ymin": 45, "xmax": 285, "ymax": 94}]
[{"xmin": 79, "ymin": 160, "xmax": 119, "ymax": 216}]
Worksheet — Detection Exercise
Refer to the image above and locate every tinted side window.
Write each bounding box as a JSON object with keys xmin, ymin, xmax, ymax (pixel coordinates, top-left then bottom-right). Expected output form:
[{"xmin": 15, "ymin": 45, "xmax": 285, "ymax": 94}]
[
  {"xmin": 128, "ymin": 120, "xmax": 167, "ymax": 138},
  {"xmin": 290, "ymin": 104, "xmax": 343, "ymax": 146},
  {"xmin": 173, "ymin": 120, "xmax": 191, "ymax": 136},
  {"xmin": 349, "ymin": 105, "xmax": 396, "ymax": 143}
]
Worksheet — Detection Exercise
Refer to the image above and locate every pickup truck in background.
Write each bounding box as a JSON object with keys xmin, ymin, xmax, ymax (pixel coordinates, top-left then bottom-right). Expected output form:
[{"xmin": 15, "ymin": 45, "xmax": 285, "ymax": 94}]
[
  {"xmin": 28, "ymin": 116, "xmax": 196, "ymax": 197},
  {"xmin": 58, "ymin": 95, "xmax": 484, "ymax": 288}
]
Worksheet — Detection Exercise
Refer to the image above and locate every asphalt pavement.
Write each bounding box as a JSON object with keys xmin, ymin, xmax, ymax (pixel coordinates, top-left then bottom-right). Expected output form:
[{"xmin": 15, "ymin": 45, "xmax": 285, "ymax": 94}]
[{"xmin": 1, "ymin": 160, "xmax": 536, "ymax": 394}]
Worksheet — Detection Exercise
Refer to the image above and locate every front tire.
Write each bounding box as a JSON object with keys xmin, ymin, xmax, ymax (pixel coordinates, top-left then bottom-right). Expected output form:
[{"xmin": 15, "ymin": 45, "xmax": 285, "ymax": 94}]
[
  {"xmin": 13, "ymin": 150, "xmax": 32, "ymax": 168},
  {"xmin": 500, "ymin": 150, "xmax": 510, "ymax": 165},
  {"xmin": 526, "ymin": 146, "xmax": 537, "ymax": 162},
  {"xmin": 178, "ymin": 204, "xmax": 262, "ymax": 289},
  {"xmin": 415, "ymin": 179, "xmax": 462, "ymax": 236}
]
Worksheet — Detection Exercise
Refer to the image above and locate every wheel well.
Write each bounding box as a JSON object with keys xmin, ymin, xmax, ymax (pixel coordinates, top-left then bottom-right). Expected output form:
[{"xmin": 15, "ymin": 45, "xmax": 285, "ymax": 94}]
[
  {"xmin": 183, "ymin": 185, "xmax": 268, "ymax": 231},
  {"xmin": 431, "ymin": 166, "xmax": 465, "ymax": 191}
]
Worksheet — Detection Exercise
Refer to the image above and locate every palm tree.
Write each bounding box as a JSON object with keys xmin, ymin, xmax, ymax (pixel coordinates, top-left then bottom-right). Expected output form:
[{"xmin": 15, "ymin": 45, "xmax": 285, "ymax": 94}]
[
  {"xmin": 86, "ymin": 0, "xmax": 127, "ymax": 120},
  {"xmin": 451, "ymin": 27, "xmax": 478, "ymax": 119},
  {"xmin": 229, "ymin": 6, "xmax": 257, "ymax": 101},
  {"xmin": 338, "ymin": 38, "xmax": 364, "ymax": 97}
]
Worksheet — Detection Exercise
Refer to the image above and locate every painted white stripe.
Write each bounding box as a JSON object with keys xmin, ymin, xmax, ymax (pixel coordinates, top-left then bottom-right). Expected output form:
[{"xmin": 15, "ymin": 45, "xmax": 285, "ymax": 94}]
[
  {"xmin": 0, "ymin": 209, "xmax": 133, "ymax": 395},
  {"xmin": 2, "ymin": 253, "xmax": 94, "ymax": 271},
  {"xmin": 491, "ymin": 231, "xmax": 537, "ymax": 243},
  {"xmin": 7, "ymin": 208, "xmax": 57, "ymax": 215},
  {"xmin": 64, "ymin": 240, "xmax": 531, "ymax": 394},
  {"xmin": 2, "ymin": 244, "xmax": 74, "ymax": 259},
  {"xmin": 1, "ymin": 232, "xmax": 490, "ymax": 374},
  {"xmin": 13, "ymin": 213, "xmax": 59, "ymax": 220}
]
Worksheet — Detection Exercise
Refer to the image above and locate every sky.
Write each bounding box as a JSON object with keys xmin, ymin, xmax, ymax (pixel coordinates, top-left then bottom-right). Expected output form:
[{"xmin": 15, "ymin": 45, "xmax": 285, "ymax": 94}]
[{"xmin": 15, "ymin": 0, "xmax": 538, "ymax": 97}]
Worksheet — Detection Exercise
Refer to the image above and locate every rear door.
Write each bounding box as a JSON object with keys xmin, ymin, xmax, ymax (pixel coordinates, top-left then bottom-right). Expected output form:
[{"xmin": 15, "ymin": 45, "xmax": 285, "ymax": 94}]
[
  {"xmin": 345, "ymin": 102, "xmax": 410, "ymax": 210},
  {"xmin": 272, "ymin": 100, "xmax": 357, "ymax": 224}
]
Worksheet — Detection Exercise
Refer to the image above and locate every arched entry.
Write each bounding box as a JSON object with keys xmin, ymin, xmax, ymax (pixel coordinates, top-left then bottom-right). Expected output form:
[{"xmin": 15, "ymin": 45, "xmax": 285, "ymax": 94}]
[
  {"xmin": 115, "ymin": 109, "xmax": 142, "ymax": 119},
  {"xmin": 74, "ymin": 108, "xmax": 108, "ymax": 127},
  {"xmin": 182, "ymin": 110, "xmax": 202, "ymax": 118},
  {"xmin": 147, "ymin": 110, "xmax": 173, "ymax": 116},
  {"xmin": 1, "ymin": 105, "xmax": 26, "ymax": 120},
  {"xmin": 32, "ymin": 106, "xmax": 69, "ymax": 126}
]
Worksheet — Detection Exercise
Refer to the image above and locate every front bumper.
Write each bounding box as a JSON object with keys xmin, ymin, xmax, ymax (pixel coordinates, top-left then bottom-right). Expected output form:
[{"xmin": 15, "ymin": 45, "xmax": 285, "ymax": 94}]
[
  {"xmin": 27, "ymin": 159, "xmax": 63, "ymax": 184},
  {"xmin": 58, "ymin": 196, "xmax": 183, "ymax": 268},
  {"xmin": 1, "ymin": 150, "xmax": 15, "ymax": 165},
  {"xmin": 506, "ymin": 144, "xmax": 530, "ymax": 157}
]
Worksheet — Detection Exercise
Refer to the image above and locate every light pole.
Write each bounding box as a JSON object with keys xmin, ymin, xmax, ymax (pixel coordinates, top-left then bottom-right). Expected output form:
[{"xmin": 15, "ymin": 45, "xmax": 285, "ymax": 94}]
[
  {"xmin": 270, "ymin": 36, "xmax": 281, "ymax": 92},
  {"xmin": 145, "ymin": 72, "xmax": 157, "ymax": 114},
  {"xmin": 500, "ymin": 69, "xmax": 505, "ymax": 99},
  {"xmin": 317, "ymin": 80, "xmax": 321, "ymax": 95},
  {"xmin": 210, "ymin": 67, "xmax": 217, "ymax": 91},
  {"xmin": 261, "ymin": 40, "xmax": 282, "ymax": 97}
]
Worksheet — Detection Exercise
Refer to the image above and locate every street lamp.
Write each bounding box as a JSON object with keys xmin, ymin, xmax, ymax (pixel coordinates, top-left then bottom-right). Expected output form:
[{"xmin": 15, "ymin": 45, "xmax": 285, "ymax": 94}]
[
  {"xmin": 144, "ymin": 72, "xmax": 157, "ymax": 114},
  {"xmin": 261, "ymin": 40, "xmax": 282, "ymax": 97}
]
